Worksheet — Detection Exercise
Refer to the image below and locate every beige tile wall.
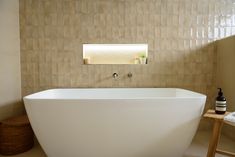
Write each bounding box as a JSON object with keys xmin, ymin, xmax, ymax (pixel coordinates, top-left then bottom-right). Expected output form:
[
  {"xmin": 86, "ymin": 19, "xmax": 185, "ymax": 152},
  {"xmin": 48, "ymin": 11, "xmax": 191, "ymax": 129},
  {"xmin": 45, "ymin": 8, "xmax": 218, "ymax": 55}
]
[
  {"xmin": 19, "ymin": 0, "xmax": 235, "ymax": 129},
  {"xmin": 0, "ymin": 0, "xmax": 23, "ymax": 120},
  {"xmin": 217, "ymin": 36, "xmax": 235, "ymax": 140}
]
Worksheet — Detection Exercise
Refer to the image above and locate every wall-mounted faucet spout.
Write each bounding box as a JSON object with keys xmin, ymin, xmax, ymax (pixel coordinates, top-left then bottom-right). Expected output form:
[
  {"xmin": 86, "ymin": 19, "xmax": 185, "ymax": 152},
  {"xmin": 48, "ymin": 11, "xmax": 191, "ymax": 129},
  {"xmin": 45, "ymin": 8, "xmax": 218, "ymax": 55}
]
[{"xmin": 113, "ymin": 73, "xmax": 118, "ymax": 78}]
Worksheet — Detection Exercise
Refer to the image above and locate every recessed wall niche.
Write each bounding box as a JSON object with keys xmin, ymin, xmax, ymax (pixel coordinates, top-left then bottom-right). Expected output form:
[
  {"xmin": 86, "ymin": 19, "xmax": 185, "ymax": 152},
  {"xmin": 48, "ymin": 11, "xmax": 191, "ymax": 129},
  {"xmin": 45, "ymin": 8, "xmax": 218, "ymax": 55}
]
[{"xmin": 83, "ymin": 44, "xmax": 148, "ymax": 64}]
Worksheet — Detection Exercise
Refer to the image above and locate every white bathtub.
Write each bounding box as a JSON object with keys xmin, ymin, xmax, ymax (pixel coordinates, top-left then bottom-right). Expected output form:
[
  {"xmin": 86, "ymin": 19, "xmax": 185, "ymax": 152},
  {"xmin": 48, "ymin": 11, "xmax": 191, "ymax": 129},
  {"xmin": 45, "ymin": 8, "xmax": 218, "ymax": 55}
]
[{"xmin": 24, "ymin": 88, "xmax": 206, "ymax": 157}]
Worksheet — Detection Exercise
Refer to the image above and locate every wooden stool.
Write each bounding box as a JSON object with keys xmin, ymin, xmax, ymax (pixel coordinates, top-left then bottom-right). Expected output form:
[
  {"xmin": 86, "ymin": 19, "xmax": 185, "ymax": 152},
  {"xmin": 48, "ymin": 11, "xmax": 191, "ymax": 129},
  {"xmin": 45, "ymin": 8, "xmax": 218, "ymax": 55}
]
[
  {"xmin": 0, "ymin": 115, "xmax": 34, "ymax": 155},
  {"xmin": 204, "ymin": 109, "xmax": 235, "ymax": 157}
]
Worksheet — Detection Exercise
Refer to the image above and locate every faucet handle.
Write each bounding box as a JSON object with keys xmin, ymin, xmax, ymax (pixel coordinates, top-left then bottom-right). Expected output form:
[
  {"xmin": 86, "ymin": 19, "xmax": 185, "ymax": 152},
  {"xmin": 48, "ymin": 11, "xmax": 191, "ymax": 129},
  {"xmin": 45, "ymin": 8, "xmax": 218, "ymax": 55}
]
[
  {"xmin": 113, "ymin": 73, "xmax": 118, "ymax": 78},
  {"xmin": 127, "ymin": 72, "xmax": 132, "ymax": 78}
]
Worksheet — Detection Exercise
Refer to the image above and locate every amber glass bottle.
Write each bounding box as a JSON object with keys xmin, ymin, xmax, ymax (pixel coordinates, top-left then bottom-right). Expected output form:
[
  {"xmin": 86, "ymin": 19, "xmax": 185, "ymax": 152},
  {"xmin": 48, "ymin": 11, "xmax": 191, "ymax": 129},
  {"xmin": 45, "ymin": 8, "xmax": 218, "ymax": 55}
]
[{"xmin": 215, "ymin": 88, "xmax": 226, "ymax": 114}]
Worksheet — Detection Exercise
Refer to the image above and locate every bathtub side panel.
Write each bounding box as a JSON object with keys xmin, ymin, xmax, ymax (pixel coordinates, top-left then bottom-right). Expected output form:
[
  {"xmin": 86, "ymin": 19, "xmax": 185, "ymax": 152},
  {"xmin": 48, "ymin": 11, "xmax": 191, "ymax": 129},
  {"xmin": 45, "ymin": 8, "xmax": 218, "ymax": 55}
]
[{"xmin": 24, "ymin": 98, "xmax": 205, "ymax": 157}]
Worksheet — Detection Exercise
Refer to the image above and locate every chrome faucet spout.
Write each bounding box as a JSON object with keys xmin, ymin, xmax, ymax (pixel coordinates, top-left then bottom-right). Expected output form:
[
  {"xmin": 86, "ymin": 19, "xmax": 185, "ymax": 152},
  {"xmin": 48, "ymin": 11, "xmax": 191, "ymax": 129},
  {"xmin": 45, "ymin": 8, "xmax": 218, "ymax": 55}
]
[{"xmin": 113, "ymin": 73, "xmax": 118, "ymax": 78}]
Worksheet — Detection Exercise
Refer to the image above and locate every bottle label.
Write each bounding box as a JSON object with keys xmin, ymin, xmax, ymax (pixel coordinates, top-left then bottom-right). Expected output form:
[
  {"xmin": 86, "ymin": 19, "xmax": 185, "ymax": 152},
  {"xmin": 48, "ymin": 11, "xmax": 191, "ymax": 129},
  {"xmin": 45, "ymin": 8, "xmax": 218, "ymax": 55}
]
[
  {"xmin": 216, "ymin": 101, "xmax": 226, "ymax": 104},
  {"xmin": 216, "ymin": 106, "xmax": 226, "ymax": 111},
  {"xmin": 216, "ymin": 104, "xmax": 226, "ymax": 107}
]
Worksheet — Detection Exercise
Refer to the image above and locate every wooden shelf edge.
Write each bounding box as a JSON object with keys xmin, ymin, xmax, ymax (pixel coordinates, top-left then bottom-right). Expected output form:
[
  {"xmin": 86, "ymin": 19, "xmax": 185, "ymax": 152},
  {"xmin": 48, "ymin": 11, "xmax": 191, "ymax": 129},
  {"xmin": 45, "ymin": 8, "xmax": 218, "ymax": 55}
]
[{"xmin": 216, "ymin": 149, "xmax": 235, "ymax": 157}]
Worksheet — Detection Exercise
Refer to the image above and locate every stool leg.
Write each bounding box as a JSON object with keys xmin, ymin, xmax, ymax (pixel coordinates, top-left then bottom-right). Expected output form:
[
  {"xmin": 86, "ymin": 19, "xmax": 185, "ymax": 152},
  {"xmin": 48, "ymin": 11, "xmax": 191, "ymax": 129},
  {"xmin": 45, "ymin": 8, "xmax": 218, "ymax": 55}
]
[{"xmin": 206, "ymin": 120, "xmax": 223, "ymax": 157}]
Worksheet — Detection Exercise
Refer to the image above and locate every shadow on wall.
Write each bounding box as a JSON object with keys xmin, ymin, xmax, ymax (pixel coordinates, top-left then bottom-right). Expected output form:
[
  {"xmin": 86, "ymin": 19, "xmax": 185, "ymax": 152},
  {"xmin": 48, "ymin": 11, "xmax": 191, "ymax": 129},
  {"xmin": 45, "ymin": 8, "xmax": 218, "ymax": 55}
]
[
  {"xmin": 0, "ymin": 101, "xmax": 25, "ymax": 121},
  {"xmin": 216, "ymin": 35, "xmax": 235, "ymax": 141},
  {"xmin": 154, "ymin": 41, "xmax": 217, "ymax": 131}
]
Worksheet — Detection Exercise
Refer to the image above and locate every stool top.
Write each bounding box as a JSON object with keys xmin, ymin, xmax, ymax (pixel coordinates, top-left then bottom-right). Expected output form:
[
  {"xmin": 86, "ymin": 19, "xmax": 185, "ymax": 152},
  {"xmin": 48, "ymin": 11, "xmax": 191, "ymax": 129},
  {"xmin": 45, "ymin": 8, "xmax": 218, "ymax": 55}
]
[
  {"xmin": 204, "ymin": 109, "xmax": 230, "ymax": 121},
  {"xmin": 1, "ymin": 115, "xmax": 30, "ymax": 126}
]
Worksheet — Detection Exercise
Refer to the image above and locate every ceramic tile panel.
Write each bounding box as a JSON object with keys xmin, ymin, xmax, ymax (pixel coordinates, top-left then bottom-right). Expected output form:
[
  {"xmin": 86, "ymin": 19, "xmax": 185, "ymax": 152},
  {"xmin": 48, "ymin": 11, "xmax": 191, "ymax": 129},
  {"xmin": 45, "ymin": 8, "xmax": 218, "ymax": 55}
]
[{"xmin": 20, "ymin": 0, "xmax": 235, "ymax": 130}]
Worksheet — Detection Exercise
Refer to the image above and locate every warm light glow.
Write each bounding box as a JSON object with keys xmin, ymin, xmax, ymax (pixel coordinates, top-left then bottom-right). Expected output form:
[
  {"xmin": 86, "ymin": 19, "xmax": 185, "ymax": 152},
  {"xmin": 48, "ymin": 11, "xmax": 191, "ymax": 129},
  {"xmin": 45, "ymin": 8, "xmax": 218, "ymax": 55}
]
[{"xmin": 83, "ymin": 44, "xmax": 148, "ymax": 64}]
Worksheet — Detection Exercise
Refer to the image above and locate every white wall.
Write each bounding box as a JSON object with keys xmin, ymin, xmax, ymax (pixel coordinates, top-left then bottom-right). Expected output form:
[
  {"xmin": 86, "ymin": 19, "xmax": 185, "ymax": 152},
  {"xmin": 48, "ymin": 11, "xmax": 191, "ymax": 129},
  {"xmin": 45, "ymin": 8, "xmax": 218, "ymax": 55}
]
[{"xmin": 0, "ymin": 0, "xmax": 22, "ymax": 120}]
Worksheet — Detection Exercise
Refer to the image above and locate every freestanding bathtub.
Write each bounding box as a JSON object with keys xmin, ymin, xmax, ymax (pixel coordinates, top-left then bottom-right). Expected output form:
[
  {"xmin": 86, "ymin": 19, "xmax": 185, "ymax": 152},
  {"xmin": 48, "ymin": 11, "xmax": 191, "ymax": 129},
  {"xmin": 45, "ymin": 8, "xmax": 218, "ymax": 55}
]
[{"xmin": 24, "ymin": 88, "xmax": 206, "ymax": 157}]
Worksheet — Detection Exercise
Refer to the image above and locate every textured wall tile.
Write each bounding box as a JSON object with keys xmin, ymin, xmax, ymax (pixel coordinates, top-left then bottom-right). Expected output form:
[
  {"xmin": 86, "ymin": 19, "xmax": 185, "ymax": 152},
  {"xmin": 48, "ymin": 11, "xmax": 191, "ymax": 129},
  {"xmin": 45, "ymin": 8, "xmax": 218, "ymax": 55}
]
[{"xmin": 20, "ymin": 0, "xmax": 235, "ymax": 132}]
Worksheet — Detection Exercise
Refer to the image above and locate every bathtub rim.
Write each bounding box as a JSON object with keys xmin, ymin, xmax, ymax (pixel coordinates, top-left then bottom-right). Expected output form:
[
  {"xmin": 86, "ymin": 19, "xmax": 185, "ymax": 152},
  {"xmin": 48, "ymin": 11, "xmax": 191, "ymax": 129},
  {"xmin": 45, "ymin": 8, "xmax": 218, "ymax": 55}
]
[{"xmin": 23, "ymin": 88, "xmax": 207, "ymax": 100}]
